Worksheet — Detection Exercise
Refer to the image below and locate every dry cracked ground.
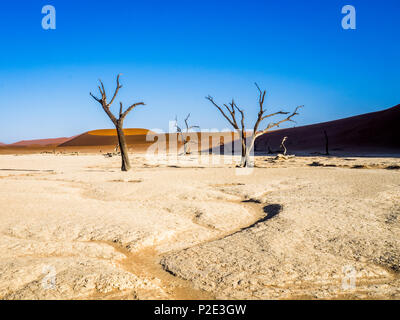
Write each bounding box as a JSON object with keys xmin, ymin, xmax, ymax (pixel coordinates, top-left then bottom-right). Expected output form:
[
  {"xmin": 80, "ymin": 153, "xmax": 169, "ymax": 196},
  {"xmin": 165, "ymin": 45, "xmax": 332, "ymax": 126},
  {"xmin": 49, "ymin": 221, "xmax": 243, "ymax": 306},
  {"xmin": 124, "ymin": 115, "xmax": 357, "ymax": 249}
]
[{"xmin": 0, "ymin": 153, "xmax": 399, "ymax": 299}]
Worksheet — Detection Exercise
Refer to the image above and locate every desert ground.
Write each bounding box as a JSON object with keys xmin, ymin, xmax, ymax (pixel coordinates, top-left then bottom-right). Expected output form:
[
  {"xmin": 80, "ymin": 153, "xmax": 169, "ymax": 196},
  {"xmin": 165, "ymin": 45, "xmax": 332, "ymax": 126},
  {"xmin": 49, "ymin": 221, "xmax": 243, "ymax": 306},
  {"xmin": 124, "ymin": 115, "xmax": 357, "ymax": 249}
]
[{"xmin": 0, "ymin": 152, "xmax": 399, "ymax": 300}]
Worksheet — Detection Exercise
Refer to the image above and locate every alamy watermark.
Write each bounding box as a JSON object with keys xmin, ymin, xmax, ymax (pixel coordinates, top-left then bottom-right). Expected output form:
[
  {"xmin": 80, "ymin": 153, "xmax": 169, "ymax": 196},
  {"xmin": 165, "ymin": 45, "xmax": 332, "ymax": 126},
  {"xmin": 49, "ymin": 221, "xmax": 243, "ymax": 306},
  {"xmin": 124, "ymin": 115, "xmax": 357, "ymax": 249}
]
[
  {"xmin": 42, "ymin": 5, "xmax": 56, "ymax": 30},
  {"xmin": 342, "ymin": 265, "xmax": 356, "ymax": 290},
  {"xmin": 143, "ymin": 124, "xmax": 256, "ymax": 175},
  {"xmin": 342, "ymin": 5, "xmax": 356, "ymax": 30},
  {"xmin": 41, "ymin": 264, "xmax": 56, "ymax": 290},
  {"xmin": 41, "ymin": 5, "xmax": 356, "ymax": 31}
]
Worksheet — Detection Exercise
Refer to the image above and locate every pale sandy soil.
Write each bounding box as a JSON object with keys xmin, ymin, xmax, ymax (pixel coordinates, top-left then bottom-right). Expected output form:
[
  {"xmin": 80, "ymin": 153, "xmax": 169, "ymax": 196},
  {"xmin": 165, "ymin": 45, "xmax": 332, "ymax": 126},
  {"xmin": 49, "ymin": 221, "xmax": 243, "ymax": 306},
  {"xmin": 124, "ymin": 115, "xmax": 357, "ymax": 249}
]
[{"xmin": 0, "ymin": 153, "xmax": 399, "ymax": 300}]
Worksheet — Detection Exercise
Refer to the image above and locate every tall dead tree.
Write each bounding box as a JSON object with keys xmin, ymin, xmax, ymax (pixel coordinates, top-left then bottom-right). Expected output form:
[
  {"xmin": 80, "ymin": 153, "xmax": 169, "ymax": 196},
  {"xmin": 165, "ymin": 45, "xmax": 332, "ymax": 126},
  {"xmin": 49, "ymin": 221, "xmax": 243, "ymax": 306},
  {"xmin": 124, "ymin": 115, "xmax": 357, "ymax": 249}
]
[
  {"xmin": 90, "ymin": 74, "xmax": 145, "ymax": 171},
  {"xmin": 174, "ymin": 113, "xmax": 199, "ymax": 155},
  {"xmin": 206, "ymin": 83, "xmax": 302, "ymax": 167}
]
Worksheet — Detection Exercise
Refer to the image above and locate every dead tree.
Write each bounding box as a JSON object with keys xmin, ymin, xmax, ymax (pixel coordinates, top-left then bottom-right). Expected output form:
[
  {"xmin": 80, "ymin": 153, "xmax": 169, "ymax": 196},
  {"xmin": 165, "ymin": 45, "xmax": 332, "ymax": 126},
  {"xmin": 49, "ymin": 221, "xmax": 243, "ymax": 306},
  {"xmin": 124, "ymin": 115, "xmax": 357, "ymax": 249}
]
[
  {"xmin": 324, "ymin": 130, "xmax": 329, "ymax": 155},
  {"xmin": 280, "ymin": 136, "xmax": 288, "ymax": 155},
  {"xmin": 174, "ymin": 113, "xmax": 199, "ymax": 155},
  {"xmin": 90, "ymin": 74, "xmax": 145, "ymax": 171},
  {"xmin": 206, "ymin": 83, "xmax": 302, "ymax": 167}
]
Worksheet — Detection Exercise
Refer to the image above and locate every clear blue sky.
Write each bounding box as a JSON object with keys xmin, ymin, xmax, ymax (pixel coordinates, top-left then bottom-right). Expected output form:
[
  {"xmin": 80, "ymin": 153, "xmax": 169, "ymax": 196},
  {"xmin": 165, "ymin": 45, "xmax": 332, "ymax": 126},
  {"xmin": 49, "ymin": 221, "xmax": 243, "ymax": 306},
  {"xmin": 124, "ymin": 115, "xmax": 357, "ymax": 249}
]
[{"xmin": 0, "ymin": 0, "xmax": 399, "ymax": 143}]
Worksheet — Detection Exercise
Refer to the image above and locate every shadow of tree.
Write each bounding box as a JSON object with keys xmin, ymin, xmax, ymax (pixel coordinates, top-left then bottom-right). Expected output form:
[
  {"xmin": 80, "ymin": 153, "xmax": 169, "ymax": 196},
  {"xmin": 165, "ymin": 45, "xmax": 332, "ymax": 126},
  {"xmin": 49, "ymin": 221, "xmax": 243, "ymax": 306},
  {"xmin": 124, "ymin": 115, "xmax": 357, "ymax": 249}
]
[
  {"xmin": 263, "ymin": 204, "xmax": 282, "ymax": 220},
  {"xmin": 235, "ymin": 203, "xmax": 283, "ymax": 234}
]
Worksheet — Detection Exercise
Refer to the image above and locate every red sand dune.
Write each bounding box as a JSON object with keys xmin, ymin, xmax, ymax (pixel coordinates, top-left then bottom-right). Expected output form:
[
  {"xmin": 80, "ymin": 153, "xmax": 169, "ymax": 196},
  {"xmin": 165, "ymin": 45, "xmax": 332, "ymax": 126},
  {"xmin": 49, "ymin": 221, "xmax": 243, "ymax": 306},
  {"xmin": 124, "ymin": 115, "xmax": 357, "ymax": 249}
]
[
  {"xmin": 0, "ymin": 142, "xmax": 6, "ymax": 146},
  {"xmin": 255, "ymin": 104, "xmax": 400, "ymax": 155},
  {"xmin": 10, "ymin": 137, "xmax": 75, "ymax": 147},
  {"xmin": 59, "ymin": 128, "xmax": 237, "ymax": 153},
  {"xmin": 2, "ymin": 105, "xmax": 399, "ymax": 156}
]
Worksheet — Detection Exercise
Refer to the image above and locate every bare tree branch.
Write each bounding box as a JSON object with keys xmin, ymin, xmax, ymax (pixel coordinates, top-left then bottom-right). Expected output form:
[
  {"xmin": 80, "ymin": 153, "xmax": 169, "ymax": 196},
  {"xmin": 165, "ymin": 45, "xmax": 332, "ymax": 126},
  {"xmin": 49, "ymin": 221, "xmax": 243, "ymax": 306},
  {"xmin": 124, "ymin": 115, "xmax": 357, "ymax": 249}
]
[
  {"xmin": 261, "ymin": 111, "xmax": 289, "ymax": 121},
  {"xmin": 174, "ymin": 116, "xmax": 182, "ymax": 133},
  {"xmin": 184, "ymin": 113, "xmax": 200, "ymax": 131},
  {"xmin": 107, "ymin": 74, "xmax": 122, "ymax": 107},
  {"xmin": 255, "ymin": 105, "xmax": 303, "ymax": 138},
  {"xmin": 89, "ymin": 92, "xmax": 101, "ymax": 103},
  {"xmin": 175, "ymin": 113, "xmax": 199, "ymax": 155},
  {"xmin": 233, "ymin": 104, "xmax": 245, "ymax": 132},
  {"xmin": 184, "ymin": 113, "xmax": 191, "ymax": 130},
  {"xmin": 252, "ymin": 83, "xmax": 268, "ymax": 134},
  {"xmin": 119, "ymin": 102, "xmax": 123, "ymax": 118},
  {"xmin": 255, "ymin": 82, "xmax": 266, "ymax": 112},
  {"xmin": 206, "ymin": 96, "xmax": 239, "ymax": 129},
  {"xmin": 121, "ymin": 102, "xmax": 145, "ymax": 120},
  {"xmin": 206, "ymin": 83, "xmax": 302, "ymax": 167},
  {"xmin": 99, "ymin": 80, "xmax": 106, "ymax": 100}
]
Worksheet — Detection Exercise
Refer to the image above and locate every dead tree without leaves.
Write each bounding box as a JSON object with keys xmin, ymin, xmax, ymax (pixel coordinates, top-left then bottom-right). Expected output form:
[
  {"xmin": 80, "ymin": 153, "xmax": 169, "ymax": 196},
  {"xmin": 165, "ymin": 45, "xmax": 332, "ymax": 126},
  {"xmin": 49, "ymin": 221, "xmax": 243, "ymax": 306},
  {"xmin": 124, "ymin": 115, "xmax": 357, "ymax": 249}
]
[
  {"xmin": 206, "ymin": 83, "xmax": 302, "ymax": 167},
  {"xmin": 174, "ymin": 113, "xmax": 199, "ymax": 155},
  {"xmin": 324, "ymin": 129, "xmax": 330, "ymax": 156},
  {"xmin": 90, "ymin": 74, "xmax": 145, "ymax": 171},
  {"xmin": 280, "ymin": 136, "xmax": 288, "ymax": 156}
]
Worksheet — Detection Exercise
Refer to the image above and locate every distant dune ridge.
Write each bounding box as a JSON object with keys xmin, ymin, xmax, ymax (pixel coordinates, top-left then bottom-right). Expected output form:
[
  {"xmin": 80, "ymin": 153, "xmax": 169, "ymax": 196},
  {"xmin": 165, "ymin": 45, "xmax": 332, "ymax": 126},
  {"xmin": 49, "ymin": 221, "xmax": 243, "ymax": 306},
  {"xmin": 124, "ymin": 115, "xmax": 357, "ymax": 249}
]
[
  {"xmin": 255, "ymin": 104, "xmax": 400, "ymax": 155},
  {"xmin": 59, "ymin": 128, "xmax": 237, "ymax": 154},
  {"xmin": 9, "ymin": 137, "xmax": 75, "ymax": 147},
  {"xmin": 1, "ymin": 105, "xmax": 399, "ymax": 155}
]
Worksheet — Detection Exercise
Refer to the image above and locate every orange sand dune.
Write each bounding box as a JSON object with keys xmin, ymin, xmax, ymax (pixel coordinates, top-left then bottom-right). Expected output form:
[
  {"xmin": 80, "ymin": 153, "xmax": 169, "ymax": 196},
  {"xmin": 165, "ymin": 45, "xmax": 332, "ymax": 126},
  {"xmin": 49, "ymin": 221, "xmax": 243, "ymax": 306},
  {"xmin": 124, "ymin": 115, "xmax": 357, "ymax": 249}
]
[
  {"xmin": 87, "ymin": 128, "xmax": 153, "ymax": 136},
  {"xmin": 255, "ymin": 104, "xmax": 400, "ymax": 155},
  {"xmin": 0, "ymin": 129, "xmax": 238, "ymax": 154},
  {"xmin": 59, "ymin": 129, "xmax": 155, "ymax": 148},
  {"xmin": 2, "ymin": 105, "xmax": 398, "ymax": 156},
  {"xmin": 59, "ymin": 128, "xmax": 238, "ymax": 154}
]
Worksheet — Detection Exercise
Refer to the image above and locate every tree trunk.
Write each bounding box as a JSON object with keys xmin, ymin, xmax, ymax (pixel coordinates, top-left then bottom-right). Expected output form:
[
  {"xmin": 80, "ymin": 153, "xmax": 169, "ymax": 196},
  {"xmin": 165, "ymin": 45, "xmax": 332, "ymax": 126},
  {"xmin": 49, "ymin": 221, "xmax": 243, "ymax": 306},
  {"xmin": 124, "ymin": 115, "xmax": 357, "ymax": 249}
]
[
  {"xmin": 116, "ymin": 124, "xmax": 131, "ymax": 171},
  {"xmin": 324, "ymin": 130, "xmax": 329, "ymax": 156},
  {"xmin": 239, "ymin": 130, "xmax": 247, "ymax": 167},
  {"xmin": 179, "ymin": 133, "xmax": 187, "ymax": 155},
  {"xmin": 240, "ymin": 133, "xmax": 254, "ymax": 167},
  {"xmin": 242, "ymin": 150, "xmax": 251, "ymax": 167},
  {"xmin": 240, "ymin": 133, "xmax": 257, "ymax": 168}
]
